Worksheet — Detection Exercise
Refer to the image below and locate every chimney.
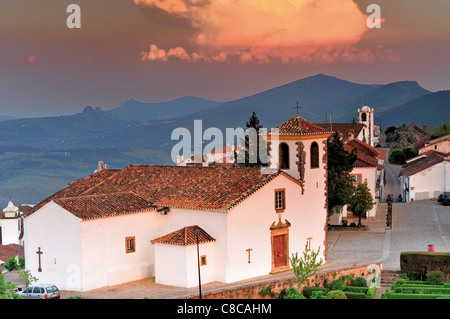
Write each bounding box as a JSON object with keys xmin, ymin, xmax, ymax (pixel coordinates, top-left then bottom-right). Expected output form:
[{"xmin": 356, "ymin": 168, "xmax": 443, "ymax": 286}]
[
  {"xmin": 348, "ymin": 129, "xmax": 354, "ymax": 141},
  {"xmin": 423, "ymin": 124, "xmax": 428, "ymax": 132}
]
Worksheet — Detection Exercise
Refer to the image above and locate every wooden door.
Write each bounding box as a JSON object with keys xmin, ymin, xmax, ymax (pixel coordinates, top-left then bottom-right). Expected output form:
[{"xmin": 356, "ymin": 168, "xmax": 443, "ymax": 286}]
[{"xmin": 273, "ymin": 234, "xmax": 286, "ymax": 268}]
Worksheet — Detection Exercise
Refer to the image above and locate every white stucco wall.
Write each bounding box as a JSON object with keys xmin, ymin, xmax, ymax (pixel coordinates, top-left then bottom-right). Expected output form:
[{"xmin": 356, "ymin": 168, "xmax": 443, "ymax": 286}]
[
  {"xmin": 23, "ymin": 201, "xmax": 82, "ymax": 291},
  {"xmin": 408, "ymin": 162, "xmax": 447, "ymax": 201},
  {"xmin": 226, "ymin": 174, "xmax": 327, "ymax": 283},
  {"xmin": 154, "ymin": 242, "xmax": 216, "ymax": 288},
  {"xmin": 1, "ymin": 218, "xmax": 20, "ymax": 245},
  {"xmin": 80, "ymin": 210, "xmax": 160, "ymax": 291}
]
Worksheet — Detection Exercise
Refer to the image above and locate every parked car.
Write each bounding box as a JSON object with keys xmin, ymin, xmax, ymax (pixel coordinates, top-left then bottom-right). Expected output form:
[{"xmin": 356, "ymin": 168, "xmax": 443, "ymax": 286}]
[
  {"xmin": 18, "ymin": 284, "xmax": 60, "ymax": 299},
  {"xmin": 438, "ymin": 192, "xmax": 450, "ymax": 202},
  {"xmin": 442, "ymin": 194, "xmax": 450, "ymax": 206}
]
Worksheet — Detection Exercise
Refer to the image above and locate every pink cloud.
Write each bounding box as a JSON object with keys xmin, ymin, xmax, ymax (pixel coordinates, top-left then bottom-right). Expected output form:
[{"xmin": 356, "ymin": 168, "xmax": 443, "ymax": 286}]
[{"xmin": 136, "ymin": 0, "xmax": 398, "ymax": 64}]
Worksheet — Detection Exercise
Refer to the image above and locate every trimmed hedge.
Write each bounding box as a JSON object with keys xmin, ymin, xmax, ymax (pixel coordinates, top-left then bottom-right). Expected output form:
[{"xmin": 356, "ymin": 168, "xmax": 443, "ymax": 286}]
[
  {"xmin": 302, "ymin": 287, "xmax": 327, "ymax": 299},
  {"xmin": 384, "ymin": 293, "xmax": 450, "ymax": 299},
  {"xmin": 400, "ymin": 252, "xmax": 450, "ymax": 281},
  {"xmin": 393, "ymin": 287, "xmax": 450, "ymax": 294}
]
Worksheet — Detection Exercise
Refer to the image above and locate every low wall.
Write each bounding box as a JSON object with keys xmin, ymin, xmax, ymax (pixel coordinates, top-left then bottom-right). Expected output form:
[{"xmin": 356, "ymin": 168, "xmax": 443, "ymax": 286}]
[{"xmin": 187, "ymin": 263, "xmax": 382, "ymax": 299}]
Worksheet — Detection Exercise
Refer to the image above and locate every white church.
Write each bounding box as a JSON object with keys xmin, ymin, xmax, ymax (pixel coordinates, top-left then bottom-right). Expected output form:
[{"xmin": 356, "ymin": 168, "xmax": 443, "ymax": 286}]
[{"xmin": 23, "ymin": 115, "xmax": 333, "ymax": 291}]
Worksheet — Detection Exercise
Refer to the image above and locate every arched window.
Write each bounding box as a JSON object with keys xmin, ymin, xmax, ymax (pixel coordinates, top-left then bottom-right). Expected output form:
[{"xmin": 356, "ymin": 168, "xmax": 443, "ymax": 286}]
[
  {"xmin": 279, "ymin": 143, "xmax": 290, "ymax": 169},
  {"xmin": 361, "ymin": 113, "xmax": 367, "ymax": 122},
  {"xmin": 310, "ymin": 142, "xmax": 319, "ymax": 169}
]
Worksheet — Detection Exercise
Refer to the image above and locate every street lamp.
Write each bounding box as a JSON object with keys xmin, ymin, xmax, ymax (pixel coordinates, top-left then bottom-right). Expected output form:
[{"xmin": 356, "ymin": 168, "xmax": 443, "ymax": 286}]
[{"xmin": 194, "ymin": 228, "xmax": 202, "ymax": 299}]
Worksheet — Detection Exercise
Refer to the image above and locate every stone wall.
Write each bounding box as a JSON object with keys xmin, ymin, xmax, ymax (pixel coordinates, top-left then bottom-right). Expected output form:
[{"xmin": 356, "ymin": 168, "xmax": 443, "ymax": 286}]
[{"xmin": 187, "ymin": 263, "xmax": 382, "ymax": 299}]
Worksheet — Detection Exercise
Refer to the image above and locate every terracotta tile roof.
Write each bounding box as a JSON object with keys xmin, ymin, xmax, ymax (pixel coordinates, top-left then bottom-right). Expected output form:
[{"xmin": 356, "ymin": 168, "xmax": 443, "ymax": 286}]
[
  {"xmin": 151, "ymin": 225, "xmax": 216, "ymax": 246},
  {"xmin": 52, "ymin": 192, "xmax": 155, "ymax": 220},
  {"xmin": 0, "ymin": 244, "xmax": 24, "ymax": 263},
  {"xmin": 315, "ymin": 123, "xmax": 365, "ymax": 141},
  {"xmin": 343, "ymin": 139, "xmax": 387, "ymax": 169},
  {"xmin": 79, "ymin": 165, "xmax": 287, "ymax": 212},
  {"xmin": 344, "ymin": 143, "xmax": 378, "ymax": 168},
  {"xmin": 266, "ymin": 116, "xmax": 332, "ymax": 136},
  {"xmin": 29, "ymin": 169, "xmax": 120, "ymax": 215},
  {"xmin": 400, "ymin": 151, "xmax": 447, "ymax": 177},
  {"xmin": 28, "ymin": 165, "xmax": 296, "ymax": 218}
]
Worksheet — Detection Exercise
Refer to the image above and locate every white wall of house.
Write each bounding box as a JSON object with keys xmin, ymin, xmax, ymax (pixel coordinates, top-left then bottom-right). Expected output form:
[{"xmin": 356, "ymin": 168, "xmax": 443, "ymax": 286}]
[
  {"xmin": 1, "ymin": 218, "xmax": 20, "ymax": 245},
  {"xmin": 80, "ymin": 210, "xmax": 160, "ymax": 291},
  {"xmin": 407, "ymin": 162, "xmax": 448, "ymax": 201},
  {"xmin": 154, "ymin": 242, "xmax": 216, "ymax": 288},
  {"xmin": 23, "ymin": 201, "xmax": 82, "ymax": 291},
  {"xmin": 226, "ymin": 172, "xmax": 327, "ymax": 283}
]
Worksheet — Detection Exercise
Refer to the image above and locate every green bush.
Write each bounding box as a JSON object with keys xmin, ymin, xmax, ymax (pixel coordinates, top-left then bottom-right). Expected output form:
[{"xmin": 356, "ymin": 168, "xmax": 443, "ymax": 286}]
[
  {"xmin": 343, "ymin": 291, "xmax": 366, "ymax": 299},
  {"xmin": 395, "ymin": 278, "xmax": 407, "ymax": 286},
  {"xmin": 426, "ymin": 271, "xmax": 444, "ymax": 285},
  {"xmin": 326, "ymin": 290, "xmax": 347, "ymax": 299},
  {"xmin": 354, "ymin": 277, "xmax": 367, "ymax": 287},
  {"xmin": 331, "ymin": 279, "xmax": 345, "ymax": 291},
  {"xmin": 310, "ymin": 291, "xmax": 327, "ymax": 299},
  {"xmin": 3, "ymin": 255, "xmax": 19, "ymax": 272},
  {"xmin": 400, "ymin": 252, "xmax": 450, "ymax": 280},
  {"xmin": 283, "ymin": 287, "xmax": 306, "ymax": 299},
  {"xmin": 302, "ymin": 286, "xmax": 327, "ymax": 299},
  {"xmin": 343, "ymin": 286, "xmax": 369, "ymax": 294}
]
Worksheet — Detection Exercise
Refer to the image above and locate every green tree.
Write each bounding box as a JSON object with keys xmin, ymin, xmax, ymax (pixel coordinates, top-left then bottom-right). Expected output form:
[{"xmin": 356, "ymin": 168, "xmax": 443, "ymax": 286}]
[
  {"xmin": 0, "ymin": 274, "xmax": 21, "ymax": 299},
  {"xmin": 3, "ymin": 255, "xmax": 19, "ymax": 272},
  {"xmin": 289, "ymin": 241, "xmax": 324, "ymax": 289},
  {"xmin": 348, "ymin": 180, "xmax": 376, "ymax": 226},
  {"xmin": 17, "ymin": 270, "xmax": 38, "ymax": 299},
  {"xmin": 235, "ymin": 112, "xmax": 267, "ymax": 167},
  {"xmin": 327, "ymin": 133, "xmax": 357, "ymax": 217}
]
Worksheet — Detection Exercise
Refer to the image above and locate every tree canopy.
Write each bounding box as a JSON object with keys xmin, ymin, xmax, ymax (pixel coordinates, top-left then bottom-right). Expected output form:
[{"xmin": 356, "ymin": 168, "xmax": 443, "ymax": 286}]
[{"xmin": 327, "ymin": 132, "xmax": 357, "ymax": 216}]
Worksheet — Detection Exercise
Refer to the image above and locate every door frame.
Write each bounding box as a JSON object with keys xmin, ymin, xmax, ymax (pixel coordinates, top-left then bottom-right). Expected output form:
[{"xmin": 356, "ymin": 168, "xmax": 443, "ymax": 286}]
[{"xmin": 270, "ymin": 218, "xmax": 291, "ymax": 273}]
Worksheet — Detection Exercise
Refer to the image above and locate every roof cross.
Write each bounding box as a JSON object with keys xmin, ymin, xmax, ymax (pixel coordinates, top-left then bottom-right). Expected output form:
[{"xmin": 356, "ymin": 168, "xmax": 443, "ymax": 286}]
[{"xmin": 293, "ymin": 102, "xmax": 302, "ymax": 116}]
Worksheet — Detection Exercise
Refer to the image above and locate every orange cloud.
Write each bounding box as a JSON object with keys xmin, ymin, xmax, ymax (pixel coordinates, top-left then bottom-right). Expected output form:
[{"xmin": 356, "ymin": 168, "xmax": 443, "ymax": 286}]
[{"xmin": 135, "ymin": 0, "xmax": 392, "ymax": 64}]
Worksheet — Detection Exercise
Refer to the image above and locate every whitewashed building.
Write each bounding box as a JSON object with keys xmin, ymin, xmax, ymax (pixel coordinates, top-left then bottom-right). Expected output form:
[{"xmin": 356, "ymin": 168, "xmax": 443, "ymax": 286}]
[
  {"xmin": 399, "ymin": 150, "xmax": 449, "ymax": 202},
  {"xmin": 23, "ymin": 115, "xmax": 332, "ymax": 291}
]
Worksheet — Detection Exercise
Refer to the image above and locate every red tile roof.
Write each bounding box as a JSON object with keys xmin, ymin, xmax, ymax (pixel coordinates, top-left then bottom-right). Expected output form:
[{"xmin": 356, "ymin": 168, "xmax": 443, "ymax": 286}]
[
  {"xmin": 344, "ymin": 139, "xmax": 386, "ymax": 168},
  {"xmin": 315, "ymin": 123, "xmax": 365, "ymax": 141},
  {"xmin": 266, "ymin": 116, "xmax": 332, "ymax": 136},
  {"xmin": 28, "ymin": 165, "xmax": 297, "ymax": 218},
  {"xmin": 0, "ymin": 244, "xmax": 24, "ymax": 263},
  {"xmin": 151, "ymin": 225, "xmax": 216, "ymax": 246},
  {"xmin": 53, "ymin": 192, "xmax": 155, "ymax": 220},
  {"xmin": 400, "ymin": 151, "xmax": 447, "ymax": 177}
]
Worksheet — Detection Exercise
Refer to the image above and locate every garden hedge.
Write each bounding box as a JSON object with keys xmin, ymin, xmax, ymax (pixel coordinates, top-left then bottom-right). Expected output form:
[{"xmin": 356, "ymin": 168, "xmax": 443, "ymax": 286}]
[{"xmin": 400, "ymin": 252, "xmax": 450, "ymax": 281}]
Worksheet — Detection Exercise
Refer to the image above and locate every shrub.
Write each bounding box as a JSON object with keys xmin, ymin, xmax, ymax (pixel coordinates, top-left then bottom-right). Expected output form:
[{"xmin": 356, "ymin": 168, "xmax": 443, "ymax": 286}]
[
  {"xmin": 302, "ymin": 286, "xmax": 327, "ymax": 299},
  {"xmin": 354, "ymin": 277, "xmax": 367, "ymax": 287},
  {"xmin": 259, "ymin": 285, "xmax": 274, "ymax": 297},
  {"xmin": 326, "ymin": 290, "xmax": 347, "ymax": 299},
  {"xmin": 400, "ymin": 252, "xmax": 450, "ymax": 280},
  {"xmin": 331, "ymin": 279, "xmax": 345, "ymax": 291},
  {"xmin": 343, "ymin": 292, "xmax": 366, "ymax": 299},
  {"xmin": 310, "ymin": 291, "xmax": 327, "ymax": 299},
  {"xmin": 395, "ymin": 278, "xmax": 407, "ymax": 286},
  {"xmin": 389, "ymin": 150, "xmax": 406, "ymax": 165},
  {"xmin": 3, "ymin": 255, "xmax": 19, "ymax": 272},
  {"xmin": 426, "ymin": 271, "xmax": 444, "ymax": 285},
  {"xmin": 283, "ymin": 287, "xmax": 306, "ymax": 299}
]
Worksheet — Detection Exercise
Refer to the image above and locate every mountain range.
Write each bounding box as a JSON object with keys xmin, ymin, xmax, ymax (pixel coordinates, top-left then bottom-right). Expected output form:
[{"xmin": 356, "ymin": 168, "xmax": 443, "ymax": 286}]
[{"xmin": 0, "ymin": 74, "xmax": 448, "ymax": 207}]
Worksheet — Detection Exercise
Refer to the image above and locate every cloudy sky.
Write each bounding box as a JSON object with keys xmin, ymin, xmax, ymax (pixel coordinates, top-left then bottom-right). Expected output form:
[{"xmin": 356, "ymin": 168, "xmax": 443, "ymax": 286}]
[{"xmin": 1, "ymin": 0, "xmax": 449, "ymax": 117}]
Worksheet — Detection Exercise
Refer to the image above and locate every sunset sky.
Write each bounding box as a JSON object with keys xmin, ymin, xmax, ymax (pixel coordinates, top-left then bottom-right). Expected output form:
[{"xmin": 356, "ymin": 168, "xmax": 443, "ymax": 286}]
[{"xmin": 1, "ymin": 0, "xmax": 449, "ymax": 117}]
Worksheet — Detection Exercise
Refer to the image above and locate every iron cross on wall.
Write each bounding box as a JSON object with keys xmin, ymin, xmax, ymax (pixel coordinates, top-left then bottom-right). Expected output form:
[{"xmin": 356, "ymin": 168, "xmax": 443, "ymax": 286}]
[{"xmin": 36, "ymin": 247, "xmax": 43, "ymax": 272}]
